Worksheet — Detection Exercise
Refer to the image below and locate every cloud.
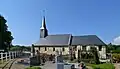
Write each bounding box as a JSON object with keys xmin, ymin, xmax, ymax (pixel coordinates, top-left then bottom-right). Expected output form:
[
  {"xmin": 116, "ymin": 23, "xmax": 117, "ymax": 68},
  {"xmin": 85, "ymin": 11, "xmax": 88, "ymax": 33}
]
[{"xmin": 112, "ymin": 36, "xmax": 120, "ymax": 45}]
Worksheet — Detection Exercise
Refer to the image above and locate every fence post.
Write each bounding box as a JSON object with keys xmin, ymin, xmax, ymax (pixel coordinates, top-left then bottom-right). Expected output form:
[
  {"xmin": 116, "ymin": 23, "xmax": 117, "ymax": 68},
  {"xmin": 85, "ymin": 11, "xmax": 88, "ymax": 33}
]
[
  {"xmin": 9, "ymin": 52, "xmax": 11, "ymax": 60},
  {"xmin": 1, "ymin": 52, "xmax": 3, "ymax": 63},
  {"xmin": 12, "ymin": 52, "xmax": 14, "ymax": 59},
  {"xmin": 15, "ymin": 51, "xmax": 16, "ymax": 58},
  {"xmin": 5, "ymin": 52, "xmax": 8, "ymax": 61}
]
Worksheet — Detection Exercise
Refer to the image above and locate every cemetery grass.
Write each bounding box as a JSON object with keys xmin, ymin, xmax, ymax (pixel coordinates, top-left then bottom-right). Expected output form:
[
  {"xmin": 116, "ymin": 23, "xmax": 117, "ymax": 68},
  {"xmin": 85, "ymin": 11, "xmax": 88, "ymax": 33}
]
[
  {"xmin": 25, "ymin": 66, "xmax": 42, "ymax": 69},
  {"xmin": 86, "ymin": 63, "xmax": 115, "ymax": 69},
  {"xmin": 0, "ymin": 59, "xmax": 8, "ymax": 64}
]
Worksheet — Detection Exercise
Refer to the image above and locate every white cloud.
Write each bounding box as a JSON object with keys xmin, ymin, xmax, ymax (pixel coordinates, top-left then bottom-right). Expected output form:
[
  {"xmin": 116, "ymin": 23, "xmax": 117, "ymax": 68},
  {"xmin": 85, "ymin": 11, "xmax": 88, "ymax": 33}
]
[{"xmin": 112, "ymin": 36, "xmax": 120, "ymax": 45}]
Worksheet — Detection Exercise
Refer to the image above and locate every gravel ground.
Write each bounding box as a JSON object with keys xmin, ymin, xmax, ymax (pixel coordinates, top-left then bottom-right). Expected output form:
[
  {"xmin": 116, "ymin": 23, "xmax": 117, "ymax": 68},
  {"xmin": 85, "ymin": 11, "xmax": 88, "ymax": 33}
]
[
  {"xmin": 41, "ymin": 61, "xmax": 56, "ymax": 69},
  {"xmin": 114, "ymin": 63, "xmax": 120, "ymax": 69},
  {"xmin": 11, "ymin": 56, "xmax": 30, "ymax": 69}
]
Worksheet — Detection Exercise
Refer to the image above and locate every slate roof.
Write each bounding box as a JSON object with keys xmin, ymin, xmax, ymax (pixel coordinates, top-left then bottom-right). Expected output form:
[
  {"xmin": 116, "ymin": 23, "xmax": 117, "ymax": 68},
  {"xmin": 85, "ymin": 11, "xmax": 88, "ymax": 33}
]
[
  {"xmin": 33, "ymin": 34, "xmax": 71, "ymax": 46},
  {"xmin": 71, "ymin": 35, "xmax": 106, "ymax": 46},
  {"xmin": 33, "ymin": 34, "xmax": 105, "ymax": 46}
]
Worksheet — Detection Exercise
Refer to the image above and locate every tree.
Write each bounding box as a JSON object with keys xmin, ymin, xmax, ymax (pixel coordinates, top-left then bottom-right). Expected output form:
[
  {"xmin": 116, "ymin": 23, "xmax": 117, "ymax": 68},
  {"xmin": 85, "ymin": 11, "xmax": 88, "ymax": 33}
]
[
  {"xmin": 10, "ymin": 46, "xmax": 21, "ymax": 51},
  {"xmin": 10, "ymin": 45, "xmax": 31, "ymax": 51},
  {"xmin": 106, "ymin": 43, "xmax": 115, "ymax": 53},
  {"xmin": 0, "ymin": 15, "xmax": 13, "ymax": 51},
  {"xmin": 90, "ymin": 47, "xmax": 100, "ymax": 64}
]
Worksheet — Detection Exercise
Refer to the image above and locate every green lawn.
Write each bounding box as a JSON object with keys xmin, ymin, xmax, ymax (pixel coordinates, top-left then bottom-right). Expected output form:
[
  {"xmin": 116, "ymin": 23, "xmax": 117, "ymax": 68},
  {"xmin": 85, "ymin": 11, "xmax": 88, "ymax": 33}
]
[
  {"xmin": 25, "ymin": 66, "xmax": 41, "ymax": 69},
  {"xmin": 87, "ymin": 63, "xmax": 115, "ymax": 69}
]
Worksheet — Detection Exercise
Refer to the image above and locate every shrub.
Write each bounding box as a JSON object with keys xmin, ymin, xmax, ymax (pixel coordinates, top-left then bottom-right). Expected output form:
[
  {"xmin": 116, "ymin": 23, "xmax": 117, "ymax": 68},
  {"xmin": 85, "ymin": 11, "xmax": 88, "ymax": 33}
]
[
  {"xmin": 112, "ymin": 53, "xmax": 120, "ymax": 63},
  {"xmin": 63, "ymin": 55, "xmax": 69, "ymax": 60},
  {"xmin": 68, "ymin": 59, "xmax": 78, "ymax": 63},
  {"xmin": 25, "ymin": 66, "xmax": 41, "ymax": 69},
  {"xmin": 90, "ymin": 47, "xmax": 100, "ymax": 64}
]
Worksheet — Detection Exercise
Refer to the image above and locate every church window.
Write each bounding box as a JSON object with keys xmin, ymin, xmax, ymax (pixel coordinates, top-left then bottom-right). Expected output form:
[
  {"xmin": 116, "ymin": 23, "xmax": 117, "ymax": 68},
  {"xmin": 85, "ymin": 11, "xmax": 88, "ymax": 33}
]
[
  {"xmin": 62, "ymin": 47, "xmax": 65, "ymax": 51},
  {"xmin": 99, "ymin": 46, "xmax": 102, "ymax": 51},
  {"xmin": 39, "ymin": 47, "xmax": 40, "ymax": 51},
  {"xmin": 74, "ymin": 46, "xmax": 77, "ymax": 51},
  {"xmin": 82, "ymin": 46, "xmax": 86, "ymax": 51},
  {"xmin": 45, "ymin": 47, "xmax": 47, "ymax": 51},
  {"xmin": 53, "ymin": 47, "xmax": 55, "ymax": 51}
]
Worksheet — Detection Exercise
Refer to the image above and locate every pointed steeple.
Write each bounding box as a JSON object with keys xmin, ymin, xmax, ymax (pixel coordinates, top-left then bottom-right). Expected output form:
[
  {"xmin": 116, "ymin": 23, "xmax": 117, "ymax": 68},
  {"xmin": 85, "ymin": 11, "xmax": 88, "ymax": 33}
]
[
  {"xmin": 40, "ymin": 16, "xmax": 46, "ymax": 29},
  {"xmin": 40, "ymin": 13, "xmax": 48, "ymax": 38}
]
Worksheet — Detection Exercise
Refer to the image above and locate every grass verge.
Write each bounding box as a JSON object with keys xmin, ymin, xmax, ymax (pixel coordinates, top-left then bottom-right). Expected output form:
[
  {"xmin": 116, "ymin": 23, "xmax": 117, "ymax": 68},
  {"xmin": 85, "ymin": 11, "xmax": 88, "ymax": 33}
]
[
  {"xmin": 87, "ymin": 63, "xmax": 115, "ymax": 69},
  {"xmin": 25, "ymin": 66, "xmax": 41, "ymax": 69}
]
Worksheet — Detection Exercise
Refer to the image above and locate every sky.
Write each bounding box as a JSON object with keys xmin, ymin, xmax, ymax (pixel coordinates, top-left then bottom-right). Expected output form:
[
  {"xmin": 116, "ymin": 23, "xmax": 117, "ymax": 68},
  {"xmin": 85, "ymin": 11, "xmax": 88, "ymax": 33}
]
[{"xmin": 0, "ymin": 0, "xmax": 120, "ymax": 46}]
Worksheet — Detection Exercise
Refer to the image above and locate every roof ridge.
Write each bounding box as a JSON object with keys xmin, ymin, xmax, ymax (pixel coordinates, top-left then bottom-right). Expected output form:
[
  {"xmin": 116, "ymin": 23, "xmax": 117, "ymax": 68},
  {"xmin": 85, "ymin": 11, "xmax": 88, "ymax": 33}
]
[
  {"xmin": 73, "ymin": 35, "xmax": 97, "ymax": 37},
  {"xmin": 48, "ymin": 34, "xmax": 72, "ymax": 36}
]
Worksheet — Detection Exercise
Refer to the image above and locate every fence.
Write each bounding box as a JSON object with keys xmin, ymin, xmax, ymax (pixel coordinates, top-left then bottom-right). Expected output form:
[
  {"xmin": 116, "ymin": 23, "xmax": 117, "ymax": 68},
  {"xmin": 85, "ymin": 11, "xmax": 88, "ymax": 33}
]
[{"xmin": 0, "ymin": 51, "xmax": 22, "ymax": 63}]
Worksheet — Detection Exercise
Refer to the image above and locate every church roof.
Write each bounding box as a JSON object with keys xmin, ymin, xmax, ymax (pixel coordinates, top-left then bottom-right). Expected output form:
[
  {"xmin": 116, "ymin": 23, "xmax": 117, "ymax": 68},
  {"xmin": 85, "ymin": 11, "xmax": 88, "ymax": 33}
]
[
  {"xmin": 33, "ymin": 34, "xmax": 105, "ymax": 46},
  {"xmin": 33, "ymin": 34, "xmax": 71, "ymax": 46},
  {"xmin": 71, "ymin": 35, "xmax": 105, "ymax": 46}
]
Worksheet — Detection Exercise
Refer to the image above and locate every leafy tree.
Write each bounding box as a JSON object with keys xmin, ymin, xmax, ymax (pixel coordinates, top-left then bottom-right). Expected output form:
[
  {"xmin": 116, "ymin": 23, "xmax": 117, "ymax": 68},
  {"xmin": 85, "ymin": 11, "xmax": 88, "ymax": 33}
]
[
  {"xmin": 90, "ymin": 47, "xmax": 100, "ymax": 64},
  {"xmin": 10, "ymin": 46, "xmax": 21, "ymax": 51},
  {"xmin": 10, "ymin": 45, "xmax": 31, "ymax": 51},
  {"xmin": 0, "ymin": 15, "xmax": 13, "ymax": 51},
  {"xmin": 106, "ymin": 43, "xmax": 116, "ymax": 53}
]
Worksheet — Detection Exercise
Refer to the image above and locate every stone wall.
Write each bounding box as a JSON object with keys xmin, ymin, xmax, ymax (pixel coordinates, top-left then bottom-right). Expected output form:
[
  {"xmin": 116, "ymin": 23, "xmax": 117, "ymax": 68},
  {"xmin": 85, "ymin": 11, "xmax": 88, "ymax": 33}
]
[
  {"xmin": 98, "ymin": 46, "xmax": 106, "ymax": 59},
  {"xmin": 74, "ymin": 45, "xmax": 106, "ymax": 59},
  {"xmin": 34, "ymin": 46, "xmax": 69, "ymax": 55},
  {"xmin": 34, "ymin": 45, "xmax": 106, "ymax": 59}
]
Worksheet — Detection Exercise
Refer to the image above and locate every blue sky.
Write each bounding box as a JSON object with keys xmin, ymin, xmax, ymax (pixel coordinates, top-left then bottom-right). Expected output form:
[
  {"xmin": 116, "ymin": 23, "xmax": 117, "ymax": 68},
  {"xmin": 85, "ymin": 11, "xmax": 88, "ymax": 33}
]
[{"xmin": 1, "ymin": 0, "xmax": 120, "ymax": 45}]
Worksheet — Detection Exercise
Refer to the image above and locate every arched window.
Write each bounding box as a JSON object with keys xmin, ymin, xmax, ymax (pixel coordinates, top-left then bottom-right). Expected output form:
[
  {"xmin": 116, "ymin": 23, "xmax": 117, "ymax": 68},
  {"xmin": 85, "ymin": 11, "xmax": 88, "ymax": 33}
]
[
  {"xmin": 99, "ymin": 46, "xmax": 102, "ymax": 51},
  {"xmin": 45, "ymin": 47, "xmax": 47, "ymax": 51},
  {"xmin": 62, "ymin": 47, "xmax": 65, "ymax": 51},
  {"xmin": 39, "ymin": 47, "xmax": 40, "ymax": 51},
  {"xmin": 53, "ymin": 47, "xmax": 55, "ymax": 51}
]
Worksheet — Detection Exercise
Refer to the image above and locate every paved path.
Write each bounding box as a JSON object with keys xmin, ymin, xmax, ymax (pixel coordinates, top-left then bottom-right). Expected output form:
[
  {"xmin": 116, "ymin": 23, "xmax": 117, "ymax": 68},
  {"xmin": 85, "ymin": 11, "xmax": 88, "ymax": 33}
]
[
  {"xmin": 114, "ymin": 63, "xmax": 120, "ymax": 69},
  {"xmin": 41, "ymin": 61, "xmax": 56, "ymax": 69}
]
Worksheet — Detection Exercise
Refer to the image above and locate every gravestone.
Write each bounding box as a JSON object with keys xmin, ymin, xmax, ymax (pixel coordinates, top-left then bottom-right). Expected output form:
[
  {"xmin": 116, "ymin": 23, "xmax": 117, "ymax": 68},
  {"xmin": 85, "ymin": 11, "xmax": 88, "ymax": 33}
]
[
  {"xmin": 30, "ymin": 56, "xmax": 40, "ymax": 66},
  {"xmin": 30, "ymin": 45, "xmax": 41, "ymax": 66},
  {"xmin": 56, "ymin": 50, "xmax": 64, "ymax": 69}
]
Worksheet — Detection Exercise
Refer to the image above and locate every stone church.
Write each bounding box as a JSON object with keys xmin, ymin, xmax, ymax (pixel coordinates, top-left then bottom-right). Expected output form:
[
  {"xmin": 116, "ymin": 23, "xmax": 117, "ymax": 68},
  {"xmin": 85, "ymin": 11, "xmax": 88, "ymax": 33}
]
[{"xmin": 32, "ymin": 16, "xmax": 106, "ymax": 59}]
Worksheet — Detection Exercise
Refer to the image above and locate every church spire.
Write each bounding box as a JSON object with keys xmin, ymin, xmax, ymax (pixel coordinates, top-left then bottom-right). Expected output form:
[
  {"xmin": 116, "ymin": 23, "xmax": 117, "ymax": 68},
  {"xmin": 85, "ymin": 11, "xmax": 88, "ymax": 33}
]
[
  {"xmin": 40, "ymin": 16, "xmax": 46, "ymax": 29},
  {"xmin": 40, "ymin": 11, "xmax": 48, "ymax": 38}
]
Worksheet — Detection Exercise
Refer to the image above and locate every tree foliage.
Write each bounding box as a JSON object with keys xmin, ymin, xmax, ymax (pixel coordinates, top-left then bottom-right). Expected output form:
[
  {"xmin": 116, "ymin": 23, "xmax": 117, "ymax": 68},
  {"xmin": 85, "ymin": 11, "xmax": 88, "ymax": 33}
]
[
  {"xmin": 90, "ymin": 47, "xmax": 100, "ymax": 64},
  {"xmin": 10, "ymin": 45, "xmax": 31, "ymax": 51},
  {"xmin": 106, "ymin": 43, "xmax": 120, "ymax": 53},
  {"xmin": 0, "ymin": 15, "xmax": 13, "ymax": 51}
]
